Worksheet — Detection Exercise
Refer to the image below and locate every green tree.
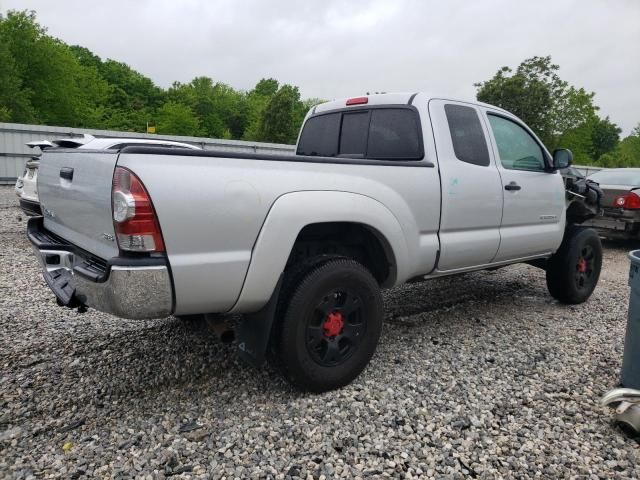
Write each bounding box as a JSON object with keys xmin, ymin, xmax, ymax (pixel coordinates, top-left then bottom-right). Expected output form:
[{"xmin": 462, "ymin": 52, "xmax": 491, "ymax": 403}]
[
  {"xmin": 0, "ymin": 106, "xmax": 10, "ymax": 122},
  {"xmin": 476, "ymin": 56, "xmax": 596, "ymax": 149},
  {"xmin": 476, "ymin": 65, "xmax": 552, "ymax": 141},
  {"xmin": 243, "ymin": 78, "xmax": 280, "ymax": 140},
  {"xmin": 253, "ymin": 78, "xmax": 279, "ymax": 97},
  {"xmin": 557, "ymin": 115, "xmax": 622, "ymax": 165},
  {"xmin": 69, "ymin": 45, "xmax": 101, "ymax": 70},
  {"xmin": 0, "ymin": 10, "xmax": 108, "ymax": 127},
  {"xmin": 557, "ymin": 121, "xmax": 595, "ymax": 165},
  {"xmin": 596, "ymin": 153, "xmax": 616, "ymax": 168},
  {"xmin": 0, "ymin": 28, "xmax": 34, "ymax": 122},
  {"xmin": 71, "ymin": 46, "xmax": 165, "ymax": 131},
  {"xmin": 615, "ymin": 135, "xmax": 640, "ymax": 167},
  {"xmin": 99, "ymin": 59, "xmax": 164, "ymax": 109},
  {"xmin": 168, "ymin": 77, "xmax": 248, "ymax": 139},
  {"xmin": 255, "ymin": 85, "xmax": 301, "ymax": 144},
  {"xmin": 156, "ymin": 101, "xmax": 203, "ymax": 136},
  {"xmin": 595, "ymin": 126, "xmax": 640, "ymax": 168},
  {"xmin": 590, "ymin": 116, "xmax": 621, "ymax": 160},
  {"xmin": 0, "ymin": 10, "xmax": 320, "ymax": 140}
]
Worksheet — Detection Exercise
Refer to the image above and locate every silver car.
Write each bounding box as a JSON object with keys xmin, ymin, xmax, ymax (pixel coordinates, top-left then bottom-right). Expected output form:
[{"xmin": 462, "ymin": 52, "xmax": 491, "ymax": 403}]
[{"xmin": 584, "ymin": 168, "xmax": 640, "ymax": 240}]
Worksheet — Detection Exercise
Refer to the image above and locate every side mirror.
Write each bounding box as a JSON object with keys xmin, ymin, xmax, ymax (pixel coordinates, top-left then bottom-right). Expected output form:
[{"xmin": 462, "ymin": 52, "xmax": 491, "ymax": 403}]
[{"xmin": 553, "ymin": 149, "xmax": 573, "ymax": 169}]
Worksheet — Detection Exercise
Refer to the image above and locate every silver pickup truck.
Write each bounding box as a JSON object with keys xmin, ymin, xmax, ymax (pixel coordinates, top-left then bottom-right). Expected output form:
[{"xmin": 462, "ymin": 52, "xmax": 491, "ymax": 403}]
[{"xmin": 28, "ymin": 92, "xmax": 602, "ymax": 392}]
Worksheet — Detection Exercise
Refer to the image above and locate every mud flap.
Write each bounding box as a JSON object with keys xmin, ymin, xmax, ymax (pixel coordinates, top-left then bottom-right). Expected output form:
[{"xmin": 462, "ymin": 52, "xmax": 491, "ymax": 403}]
[{"xmin": 235, "ymin": 275, "xmax": 283, "ymax": 367}]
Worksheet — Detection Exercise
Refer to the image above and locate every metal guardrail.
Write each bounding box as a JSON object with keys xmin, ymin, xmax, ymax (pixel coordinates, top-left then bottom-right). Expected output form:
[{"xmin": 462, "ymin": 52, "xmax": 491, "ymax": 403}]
[
  {"xmin": 574, "ymin": 165, "xmax": 604, "ymax": 177},
  {"xmin": 0, "ymin": 122, "xmax": 295, "ymax": 184}
]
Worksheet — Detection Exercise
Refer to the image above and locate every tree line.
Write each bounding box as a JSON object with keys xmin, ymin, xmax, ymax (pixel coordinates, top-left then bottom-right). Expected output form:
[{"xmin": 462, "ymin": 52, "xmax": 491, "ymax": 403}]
[
  {"xmin": 1, "ymin": 10, "xmax": 639, "ymax": 166},
  {"xmin": 475, "ymin": 56, "xmax": 640, "ymax": 168},
  {"xmin": 0, "ymin": 10, "xmax": 319, "ymax": 144}
]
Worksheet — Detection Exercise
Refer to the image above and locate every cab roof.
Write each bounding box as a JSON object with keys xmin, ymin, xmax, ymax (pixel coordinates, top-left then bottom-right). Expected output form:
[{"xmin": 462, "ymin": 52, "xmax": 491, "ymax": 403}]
[{"xmin": 312, "ymin": 92, "xmax": 510, "ymax": 116}]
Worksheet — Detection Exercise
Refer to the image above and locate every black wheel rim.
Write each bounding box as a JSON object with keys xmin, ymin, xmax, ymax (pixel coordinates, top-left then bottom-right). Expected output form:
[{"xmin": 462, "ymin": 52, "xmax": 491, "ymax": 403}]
[
  {"xmin": 575, "ymin": 244, "xmax": 596, "ymax": 290},
  {"xmin": 305, "ymin": 289, "xmax": 366, "ymax": 367}
]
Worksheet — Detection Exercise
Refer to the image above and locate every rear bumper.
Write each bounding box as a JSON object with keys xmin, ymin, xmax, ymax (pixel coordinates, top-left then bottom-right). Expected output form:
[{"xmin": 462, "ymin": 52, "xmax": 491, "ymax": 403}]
[
  {"xmin": 583, "ymin": 212, "xmax": 640, "ymax": 239},
  {"xmin": 19, "ymin": 198, "xmax": 42, "ymax": 216},
  {"xmin": 27, "ymin": 217, "xmax": 173, "ymax": 319}
]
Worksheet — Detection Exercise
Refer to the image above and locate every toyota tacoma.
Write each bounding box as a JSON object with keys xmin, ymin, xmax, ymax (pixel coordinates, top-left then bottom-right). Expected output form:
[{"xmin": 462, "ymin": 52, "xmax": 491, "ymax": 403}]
[{"xmin": 28, "ymin": 93, "xmax": 603, "ymax": 391}]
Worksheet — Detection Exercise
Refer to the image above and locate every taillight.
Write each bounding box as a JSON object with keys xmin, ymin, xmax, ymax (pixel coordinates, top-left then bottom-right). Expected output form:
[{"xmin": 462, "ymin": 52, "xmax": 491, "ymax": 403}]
[
  {"xmin": 346, "ymin": 96, "xmax": 368, "ymax": 106},
  {"xmin": 112, "ymin": 167, "xmax": 165, "ymax": 252},
  {"xmin": 614, "ymin": 192, "xmax": 640, "ymax": 210}
]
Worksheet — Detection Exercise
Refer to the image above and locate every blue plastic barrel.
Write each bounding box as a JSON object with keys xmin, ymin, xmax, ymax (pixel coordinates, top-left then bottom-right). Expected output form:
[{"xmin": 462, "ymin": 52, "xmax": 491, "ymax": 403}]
[{"xmin": 622, "ymin": 250, "xmax": 640, "ymax": 389}]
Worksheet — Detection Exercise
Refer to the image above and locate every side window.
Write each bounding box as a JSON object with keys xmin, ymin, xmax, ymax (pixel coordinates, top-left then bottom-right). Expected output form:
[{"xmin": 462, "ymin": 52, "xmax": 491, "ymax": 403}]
[
  {"xmin": 296, "ymin": 113, "xmax": 340, "ymax": 156},
  {"xmin": 487, "ymin": 114, "xmax": 546, "ymax": 171},
  {"xmin": 367, "ymin": 109, "xmax": 421, "ymax": 159},
  {"xmin": 444, "ymin": 104, "xmax": 490, "ymax": 166},
  {"xmin": 339, "ymin": 112, "xmax": 369, "ymax": 157}
]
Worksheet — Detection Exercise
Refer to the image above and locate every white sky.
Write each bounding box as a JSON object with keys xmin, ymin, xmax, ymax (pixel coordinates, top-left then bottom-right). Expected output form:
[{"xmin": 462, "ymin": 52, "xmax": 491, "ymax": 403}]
[{"xmin": 2, "ymin": 0, "xmax": 639, "ymax": 133}]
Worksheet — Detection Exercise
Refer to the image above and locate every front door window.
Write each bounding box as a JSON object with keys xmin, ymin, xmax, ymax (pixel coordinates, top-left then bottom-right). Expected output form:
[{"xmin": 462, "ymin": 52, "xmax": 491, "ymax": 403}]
[{"xmin": 487, "ymin": 115, "xmax": 546, "ymax": 171}]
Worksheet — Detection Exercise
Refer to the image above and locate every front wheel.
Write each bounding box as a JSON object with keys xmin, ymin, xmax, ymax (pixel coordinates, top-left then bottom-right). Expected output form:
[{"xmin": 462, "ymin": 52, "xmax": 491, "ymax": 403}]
[
  {"xmin": 276, "ymin": 258, "xmax": 383, "ymax": 392},
  {"xmin": 546, "ymin": 227, "xmax": 602, "ymax": 304}
]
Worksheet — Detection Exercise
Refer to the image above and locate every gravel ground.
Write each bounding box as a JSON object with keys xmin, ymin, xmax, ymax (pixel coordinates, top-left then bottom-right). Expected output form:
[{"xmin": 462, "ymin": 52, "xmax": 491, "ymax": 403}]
[{"xmin": 1, "ymin": 184, "xmax": 639, "ymax": 479}]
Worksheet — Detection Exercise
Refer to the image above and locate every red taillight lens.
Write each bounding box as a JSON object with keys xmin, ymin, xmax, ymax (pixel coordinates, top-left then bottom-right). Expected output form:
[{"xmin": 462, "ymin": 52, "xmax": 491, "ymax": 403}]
[
  {"xmin": 346, "ymin": 96, "xmax": 368, "ymax": 106},
  {"xmin": 112, "ymin": 167, "xmax": 165, "ymax": 252},
  {"xmin": 614, "ymin": 192, "xmax": 640, "ymax": 210}
]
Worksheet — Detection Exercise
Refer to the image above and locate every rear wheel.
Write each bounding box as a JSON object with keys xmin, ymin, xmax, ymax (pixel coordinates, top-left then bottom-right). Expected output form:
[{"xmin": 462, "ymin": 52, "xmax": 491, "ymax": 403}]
[
  {"xmin": 276, "ymin": 258, "xmax": 383, "ymax": 392},
  {"xmin": 546, "ymin": 227, "xmax": 602, "ymax": 304}
]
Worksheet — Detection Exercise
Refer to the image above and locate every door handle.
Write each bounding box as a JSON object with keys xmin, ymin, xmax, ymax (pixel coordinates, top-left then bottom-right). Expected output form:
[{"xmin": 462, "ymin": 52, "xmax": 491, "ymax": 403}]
[
  {"xmin": 504, "ymin": 181, "xmax": 521, "ymax": 191},
  {"xmin": 60, "ymin": 167, "xmax": 74, "ymax": 181}
]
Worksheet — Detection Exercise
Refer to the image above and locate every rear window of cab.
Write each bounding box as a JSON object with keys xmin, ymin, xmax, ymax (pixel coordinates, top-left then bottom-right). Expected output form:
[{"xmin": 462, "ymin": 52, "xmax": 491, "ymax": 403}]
[{"xmin": 296, "ymin": 107, "xmax": 423, "ymax": 160}]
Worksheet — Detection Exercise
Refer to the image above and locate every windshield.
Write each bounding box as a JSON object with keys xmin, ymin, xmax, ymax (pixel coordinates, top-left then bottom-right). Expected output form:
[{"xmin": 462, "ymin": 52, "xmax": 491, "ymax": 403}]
[{"xmin": 588, "ymin": 170, "xmax": 640, "ymax": 186}]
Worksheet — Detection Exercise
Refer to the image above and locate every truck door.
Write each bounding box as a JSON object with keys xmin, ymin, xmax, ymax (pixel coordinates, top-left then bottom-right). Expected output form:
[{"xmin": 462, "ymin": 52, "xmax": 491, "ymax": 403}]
[
  {"xmin": 428, "ymin": 100, "xmax": 503, "ymax": 271},
  {"xmin": 482, "ymin": 110, "xmax": 565, "ymax": 261}
]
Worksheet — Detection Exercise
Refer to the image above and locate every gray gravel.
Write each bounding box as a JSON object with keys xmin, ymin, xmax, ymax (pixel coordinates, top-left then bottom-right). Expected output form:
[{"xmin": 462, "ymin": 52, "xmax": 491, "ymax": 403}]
[{"xmin": 1, "ymin": 184, "xmax": 639, "ymax": 479}]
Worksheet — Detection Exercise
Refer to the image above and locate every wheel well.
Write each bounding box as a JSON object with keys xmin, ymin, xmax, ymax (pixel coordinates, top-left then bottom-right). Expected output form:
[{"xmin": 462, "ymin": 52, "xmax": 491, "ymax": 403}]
[{"xmin": 286, "ymin": 222, "xmax": 395, "ymax": 286}]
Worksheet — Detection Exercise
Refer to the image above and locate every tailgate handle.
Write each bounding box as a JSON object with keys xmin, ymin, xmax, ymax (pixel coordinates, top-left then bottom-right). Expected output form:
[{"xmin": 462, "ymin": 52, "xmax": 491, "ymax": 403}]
[{"xmin": 60, "ymin": 167, "xmax": 74, "ymax": 181}]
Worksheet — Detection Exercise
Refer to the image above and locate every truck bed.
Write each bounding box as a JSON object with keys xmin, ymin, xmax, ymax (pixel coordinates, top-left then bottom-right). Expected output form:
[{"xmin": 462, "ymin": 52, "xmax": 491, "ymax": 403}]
[{"xmin": 37, "ymin": 146, "xmax": 441, "ymax": 315}]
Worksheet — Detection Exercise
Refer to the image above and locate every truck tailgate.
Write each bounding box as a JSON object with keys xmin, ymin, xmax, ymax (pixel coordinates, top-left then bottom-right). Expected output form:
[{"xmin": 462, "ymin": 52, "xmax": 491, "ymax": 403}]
[{"xmin": 37, "ymin": 150, "xmax": 120, "ymax": 260}]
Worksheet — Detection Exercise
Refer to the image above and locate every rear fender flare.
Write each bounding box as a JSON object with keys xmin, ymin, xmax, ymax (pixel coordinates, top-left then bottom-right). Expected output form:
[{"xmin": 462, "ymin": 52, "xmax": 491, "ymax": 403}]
[{"xmin": 229, "ymin": 191, "xmax": 409, "ymax": 313}]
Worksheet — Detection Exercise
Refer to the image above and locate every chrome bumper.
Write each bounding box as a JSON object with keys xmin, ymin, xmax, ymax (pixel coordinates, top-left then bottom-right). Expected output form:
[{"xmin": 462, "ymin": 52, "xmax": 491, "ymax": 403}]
[
  {"xmin": 28, "ymin": 218, "xmax": 173, "ymax": 319},
  {"xmin": 78, "ymin": 264, "xmax": 172, "ymax": 319}
]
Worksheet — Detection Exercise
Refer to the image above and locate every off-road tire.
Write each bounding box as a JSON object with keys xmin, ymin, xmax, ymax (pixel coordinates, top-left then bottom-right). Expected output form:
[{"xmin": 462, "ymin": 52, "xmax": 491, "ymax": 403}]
[
  {"xmin": 546, "ymin": 226, "xmax": 602, "ymax": 304},
  {"xmin": 276, "ymin": 258, "xmax": 383, "ymax": 392}
]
